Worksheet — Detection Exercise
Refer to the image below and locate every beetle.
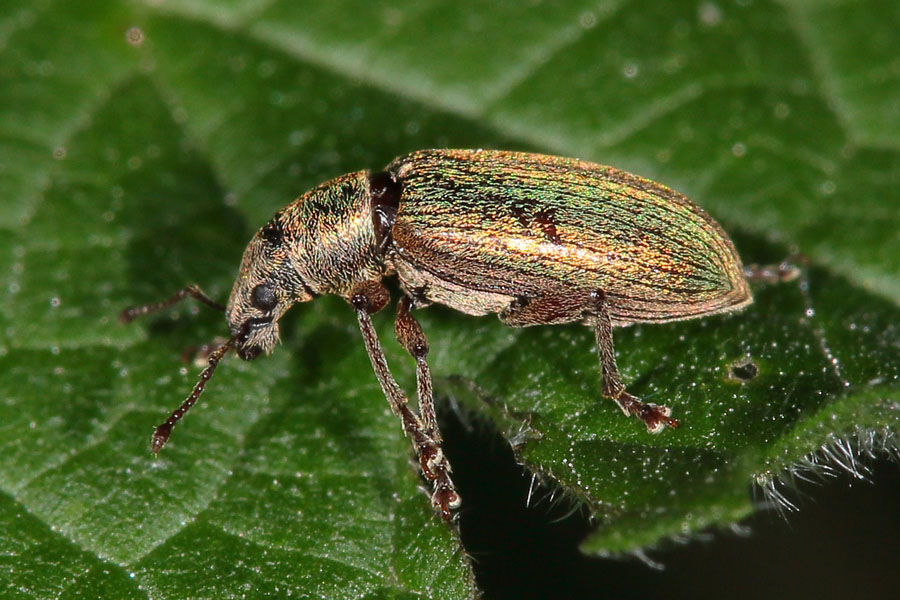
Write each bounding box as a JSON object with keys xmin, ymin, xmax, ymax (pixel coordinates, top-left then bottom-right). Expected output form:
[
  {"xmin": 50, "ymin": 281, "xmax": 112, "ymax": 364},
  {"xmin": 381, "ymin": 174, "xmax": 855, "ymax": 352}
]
[{"xmin": 122, "ymin": 148, "xmax": 774, "ymax": 521}]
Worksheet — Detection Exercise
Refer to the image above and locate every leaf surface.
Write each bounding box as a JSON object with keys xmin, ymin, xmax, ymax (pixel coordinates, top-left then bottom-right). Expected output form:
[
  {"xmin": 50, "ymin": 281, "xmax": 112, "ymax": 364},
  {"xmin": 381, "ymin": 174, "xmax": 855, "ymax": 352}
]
[{"xmin": 1, "ymin": 0, "xmax": 897, "ymax": 596}]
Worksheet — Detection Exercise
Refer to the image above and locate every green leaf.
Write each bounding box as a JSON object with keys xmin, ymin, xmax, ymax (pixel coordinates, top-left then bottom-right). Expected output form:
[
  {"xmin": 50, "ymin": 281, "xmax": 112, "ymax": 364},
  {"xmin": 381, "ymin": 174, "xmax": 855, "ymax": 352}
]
[{"xmin": 1, "ymin": 0, "xmax": 897, "ymax": 597}]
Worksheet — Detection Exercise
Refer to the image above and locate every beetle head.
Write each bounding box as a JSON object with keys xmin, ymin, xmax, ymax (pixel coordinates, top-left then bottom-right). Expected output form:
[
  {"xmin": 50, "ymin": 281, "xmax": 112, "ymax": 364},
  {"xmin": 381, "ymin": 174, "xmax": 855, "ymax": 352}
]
[
  {"xmin": 226, "ymin": 170, "xmax": 386, "ymax": 360},
  {"xmin": 226, "ymin": 217, "xmax": 317, "ymax": 361}
]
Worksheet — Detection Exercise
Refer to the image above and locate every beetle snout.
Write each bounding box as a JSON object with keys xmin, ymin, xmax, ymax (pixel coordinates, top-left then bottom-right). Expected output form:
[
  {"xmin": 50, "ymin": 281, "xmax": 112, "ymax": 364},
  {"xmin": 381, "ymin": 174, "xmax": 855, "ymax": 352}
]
[
  {"xmin": 237, "ymin": 344, "xmax": 262, "ymax": 361},
  {"xmin": 233, "ymin": 315, "xmax": 276, "ymax": 360}
]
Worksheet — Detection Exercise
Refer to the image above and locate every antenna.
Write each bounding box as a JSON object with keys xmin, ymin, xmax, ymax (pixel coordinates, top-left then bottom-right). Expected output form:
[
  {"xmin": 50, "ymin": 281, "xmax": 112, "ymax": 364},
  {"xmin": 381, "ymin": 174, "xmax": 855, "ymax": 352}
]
[
  {"xmin": 152, "ymin": 338, "xmax": 233, "ymax": 454},
  {"xmin": 119, "ymin": 285, "xmax": 225, "ymax": 323},
  {"xmin": 120, "ymin": 285, "xmax": 231, "ymax": 454}
]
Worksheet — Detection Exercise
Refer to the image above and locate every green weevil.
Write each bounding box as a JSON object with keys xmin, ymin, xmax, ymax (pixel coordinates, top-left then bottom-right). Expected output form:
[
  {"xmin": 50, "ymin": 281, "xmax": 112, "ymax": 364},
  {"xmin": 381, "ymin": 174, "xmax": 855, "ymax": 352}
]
[{"xmin": 123, "ymin": 148, "xmax": 779, "ymax": 520}]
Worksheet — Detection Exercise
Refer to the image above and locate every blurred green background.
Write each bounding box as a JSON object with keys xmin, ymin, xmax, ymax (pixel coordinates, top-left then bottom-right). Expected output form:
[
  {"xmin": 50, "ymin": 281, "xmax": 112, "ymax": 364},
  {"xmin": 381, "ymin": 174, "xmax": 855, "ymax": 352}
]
[{"xmin": 1, "ymin": 1, "xmax": 898, "ymax": 598}]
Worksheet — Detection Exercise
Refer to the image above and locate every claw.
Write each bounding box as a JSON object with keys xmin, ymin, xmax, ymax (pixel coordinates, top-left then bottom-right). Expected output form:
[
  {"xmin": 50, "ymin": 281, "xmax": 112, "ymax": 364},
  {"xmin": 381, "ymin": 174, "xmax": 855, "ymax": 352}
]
[
  {"xmin": 640, "ymin": 403, "xmax": 679, "ymax": 433},
  {"xmin": 617, "ymin": 392, "xmax": 679, "ymax": 432},
  {"xmin": 432, "ymin": 486, "xmax": 461, "ymax": 521}
]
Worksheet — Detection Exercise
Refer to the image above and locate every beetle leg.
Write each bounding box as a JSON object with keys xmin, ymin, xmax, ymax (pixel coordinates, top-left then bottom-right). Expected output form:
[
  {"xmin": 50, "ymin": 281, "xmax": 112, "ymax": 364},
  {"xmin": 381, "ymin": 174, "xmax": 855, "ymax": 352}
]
[
  {"xmin": 349, "ymin": 282, "xmax": 460, "ymax": 520},
  {"xmin": 743, "ymin": 253, "xmax": 807, "ymax": 284},
  {"xmin": 501, "ymin": 290, "xmax": 678, "ymax": 432},
  {"xmin": 395, "ymin": 296, "xmax": 439, "ymax": 441},
  {"xmin": 591, "ymin": 290, "xmax": 679, "ymax": 433}
]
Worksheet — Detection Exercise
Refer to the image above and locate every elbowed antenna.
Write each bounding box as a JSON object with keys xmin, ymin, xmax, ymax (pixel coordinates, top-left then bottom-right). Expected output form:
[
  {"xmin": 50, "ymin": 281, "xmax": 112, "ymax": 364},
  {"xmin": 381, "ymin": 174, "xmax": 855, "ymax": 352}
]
[
  {"xmin": 119, "ymin": 285, "xmax": 231, "ymax": 453},
  {"xmin": 119, "ymin": 284, "xmax": 226, "ymax": 324},
  {"xmin": 152, "ymin": 338, "xmax": 233, "ymax": 454}
]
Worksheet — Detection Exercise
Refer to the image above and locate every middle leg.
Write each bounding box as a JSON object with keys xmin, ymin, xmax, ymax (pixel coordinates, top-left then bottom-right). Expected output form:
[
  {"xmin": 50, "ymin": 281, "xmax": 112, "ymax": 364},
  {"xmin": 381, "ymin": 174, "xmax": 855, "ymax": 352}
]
[{"xmin": 394, "ymin": 296, "xmax": 439, "ymax": 441}]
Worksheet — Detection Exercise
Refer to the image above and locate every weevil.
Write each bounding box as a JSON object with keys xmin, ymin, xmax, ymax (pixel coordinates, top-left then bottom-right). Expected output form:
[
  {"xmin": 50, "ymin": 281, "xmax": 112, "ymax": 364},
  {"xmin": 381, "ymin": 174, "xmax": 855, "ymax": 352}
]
[{"xmin": 123, "ymin": 149, "xmax": 788, "ymax": 520}]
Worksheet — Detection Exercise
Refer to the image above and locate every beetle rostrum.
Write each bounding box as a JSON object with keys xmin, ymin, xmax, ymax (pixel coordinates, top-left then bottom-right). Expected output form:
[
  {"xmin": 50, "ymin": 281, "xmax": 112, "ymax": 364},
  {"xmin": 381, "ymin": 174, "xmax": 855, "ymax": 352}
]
[{"xmin": 122, "ymin": 149, "xmax": 762, "ymax": 521}]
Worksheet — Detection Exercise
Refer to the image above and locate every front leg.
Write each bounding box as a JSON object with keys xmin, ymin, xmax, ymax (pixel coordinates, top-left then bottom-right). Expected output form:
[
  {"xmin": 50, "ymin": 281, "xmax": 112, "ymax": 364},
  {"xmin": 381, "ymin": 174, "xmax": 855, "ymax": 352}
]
[{"xmin": 349, "ymin": 282, "xmax": 460, "ymax": 520}]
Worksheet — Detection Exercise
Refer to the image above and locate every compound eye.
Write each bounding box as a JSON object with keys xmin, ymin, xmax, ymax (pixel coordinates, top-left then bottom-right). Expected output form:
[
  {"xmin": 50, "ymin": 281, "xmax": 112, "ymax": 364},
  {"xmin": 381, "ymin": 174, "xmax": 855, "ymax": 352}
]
[{"xmin": 250, "ymin": 284, "xmax": 278, "ymax": 312}]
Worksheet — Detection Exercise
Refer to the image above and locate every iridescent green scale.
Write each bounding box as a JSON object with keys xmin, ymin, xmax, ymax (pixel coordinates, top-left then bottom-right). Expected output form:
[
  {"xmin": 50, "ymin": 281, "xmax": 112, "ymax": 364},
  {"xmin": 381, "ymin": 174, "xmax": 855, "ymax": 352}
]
[{"xmin": 388, "ymin": 149, "xmax": 749, "ymax": 324}]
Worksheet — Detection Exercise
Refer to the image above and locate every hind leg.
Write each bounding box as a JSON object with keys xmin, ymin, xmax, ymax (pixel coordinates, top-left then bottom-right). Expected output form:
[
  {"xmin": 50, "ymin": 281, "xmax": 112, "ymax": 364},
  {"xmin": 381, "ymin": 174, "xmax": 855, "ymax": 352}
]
[
  {"xmin": 500, "ymin": 290, "xmax": 679, "ymax": 433},
  {"xmin": 588, "ymin": 290, "xmax": 678, "ymax": 432}
]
